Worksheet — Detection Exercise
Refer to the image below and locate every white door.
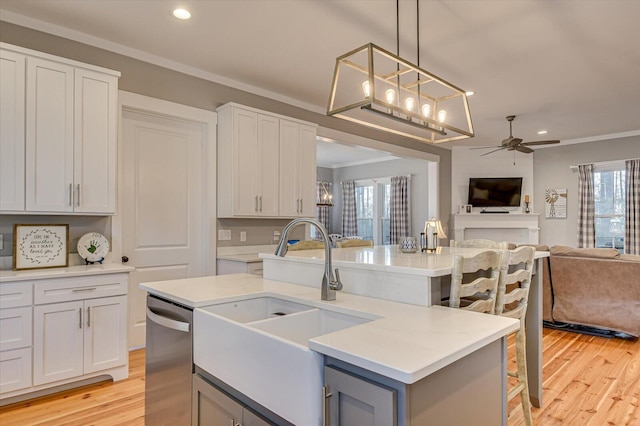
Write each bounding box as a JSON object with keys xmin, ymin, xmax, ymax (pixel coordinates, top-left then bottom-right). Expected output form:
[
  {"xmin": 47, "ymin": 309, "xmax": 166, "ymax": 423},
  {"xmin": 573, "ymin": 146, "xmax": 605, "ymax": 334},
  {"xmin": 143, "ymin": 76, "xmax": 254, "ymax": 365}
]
[{"xmin": 119, "ymin": 92, "xmax": 216, "ymax": 348}]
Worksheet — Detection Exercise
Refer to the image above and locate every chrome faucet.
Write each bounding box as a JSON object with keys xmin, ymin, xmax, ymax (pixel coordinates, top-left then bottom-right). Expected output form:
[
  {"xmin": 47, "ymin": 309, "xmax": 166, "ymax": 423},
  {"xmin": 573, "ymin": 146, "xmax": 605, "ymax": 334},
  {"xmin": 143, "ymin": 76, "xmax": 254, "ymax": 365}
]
[{"xmin": 275, "ymin": 218, "xmax": 343, "ymax": 301}]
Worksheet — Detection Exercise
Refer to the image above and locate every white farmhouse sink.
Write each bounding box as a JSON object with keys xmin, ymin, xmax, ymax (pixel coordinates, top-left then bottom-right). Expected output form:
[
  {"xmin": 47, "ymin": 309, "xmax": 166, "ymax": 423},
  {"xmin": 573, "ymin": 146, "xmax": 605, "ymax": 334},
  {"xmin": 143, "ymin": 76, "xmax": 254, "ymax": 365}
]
[{"xmin": 193, "ymin": 296, "xmax": 377, "ymax": 425}]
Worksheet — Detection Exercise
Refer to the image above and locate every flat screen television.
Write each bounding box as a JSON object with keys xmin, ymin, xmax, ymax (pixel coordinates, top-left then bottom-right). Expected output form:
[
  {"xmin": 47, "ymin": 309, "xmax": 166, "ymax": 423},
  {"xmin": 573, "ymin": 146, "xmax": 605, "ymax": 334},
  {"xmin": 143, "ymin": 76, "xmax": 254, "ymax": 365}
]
[{"xmin": 467, "ymin": 177, "xmax": 523, "ymax": 207}]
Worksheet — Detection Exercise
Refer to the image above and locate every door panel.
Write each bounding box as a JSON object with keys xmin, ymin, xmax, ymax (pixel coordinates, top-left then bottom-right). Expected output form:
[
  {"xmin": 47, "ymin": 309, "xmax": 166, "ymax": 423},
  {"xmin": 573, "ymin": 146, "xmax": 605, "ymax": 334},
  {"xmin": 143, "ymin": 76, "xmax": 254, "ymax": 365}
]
[
  {"xmin": 122, "ymin": 109, "xmax": 206, "ymax": 348},
  {"xmin": 84, "ymin": 296, "xmax": 127, "ymax": 374}
]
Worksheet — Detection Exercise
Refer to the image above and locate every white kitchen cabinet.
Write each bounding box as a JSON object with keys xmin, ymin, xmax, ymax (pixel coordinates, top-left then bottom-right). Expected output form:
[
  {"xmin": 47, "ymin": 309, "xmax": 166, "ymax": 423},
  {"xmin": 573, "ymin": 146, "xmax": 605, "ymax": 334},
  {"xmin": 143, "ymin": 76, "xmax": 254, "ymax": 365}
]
[
  {"xmin": 0, "ymin": 282, "xmax": 33, "ymax": 394},
  {"xmin": 278, "ymin": 121, "xmax": 317, "ymax": 218},
  {"xmin": 217, "ymin": 102, "xmax": 317, "ymax": 218},
  {"xmin": 0, "ymin": 268, "xmax": 129, "ymax": 402},
  {"xmin": 0, "ymin": 49, "xmax": 26, "ymax": 211},
  {"xmin": 218, "ymin": 105, "xmax": 279, "ymax": 217},
  {"xmin": 0, "ymin": 43, "xmax": 119, "ymax": 214},
  {"xmin": 33, "ymin": 295, "xmax": 127, "ymax": 385}
]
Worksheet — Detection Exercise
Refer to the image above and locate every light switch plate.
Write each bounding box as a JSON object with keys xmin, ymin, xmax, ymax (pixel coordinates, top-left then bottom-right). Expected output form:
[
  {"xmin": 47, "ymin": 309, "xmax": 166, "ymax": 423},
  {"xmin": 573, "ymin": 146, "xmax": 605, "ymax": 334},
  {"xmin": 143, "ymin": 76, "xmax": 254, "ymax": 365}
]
[
  {"xmin": 240, "ymin": 231, "xmax": 246, "ymax": 242},
  {"xmin": 218, "ymin": 229, "xmax": 231, "ymax": 241}
]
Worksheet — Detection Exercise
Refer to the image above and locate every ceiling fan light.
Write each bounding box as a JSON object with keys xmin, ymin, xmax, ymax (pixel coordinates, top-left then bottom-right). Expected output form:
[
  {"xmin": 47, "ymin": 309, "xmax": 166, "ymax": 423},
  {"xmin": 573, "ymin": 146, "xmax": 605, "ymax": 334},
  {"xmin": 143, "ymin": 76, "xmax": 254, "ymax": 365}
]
[
  {"xmin": 537, "ymin": 130, "xmax": 548, "ymax": 135},
  {"xmin": 172, "ymin": 8, "xmax": 191, "ymax": 20}
]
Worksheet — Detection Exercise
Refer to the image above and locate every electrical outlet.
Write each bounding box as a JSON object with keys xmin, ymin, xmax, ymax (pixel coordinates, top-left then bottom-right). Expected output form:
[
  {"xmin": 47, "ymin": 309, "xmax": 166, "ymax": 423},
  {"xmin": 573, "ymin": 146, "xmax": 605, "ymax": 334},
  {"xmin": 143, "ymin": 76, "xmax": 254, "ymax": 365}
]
[
  {"xmin": 273, "ymin": 230, "xmax": 281, "ymax": 241},
  {"xmin": 218, "ymin": 229, "xmax": 231, "ymax": 241},
  {"xmin": 240, "ymin": 231, "xmax": 246, "ymax": 242}
]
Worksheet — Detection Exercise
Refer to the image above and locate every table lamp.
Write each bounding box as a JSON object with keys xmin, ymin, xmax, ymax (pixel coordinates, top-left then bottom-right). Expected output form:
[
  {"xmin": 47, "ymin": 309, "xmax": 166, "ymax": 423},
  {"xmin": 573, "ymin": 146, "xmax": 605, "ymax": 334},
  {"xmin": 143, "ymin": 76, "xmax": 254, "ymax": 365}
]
[{"xmin": 423, "ymin": 217, "xmax": 447, "ymax": 252}]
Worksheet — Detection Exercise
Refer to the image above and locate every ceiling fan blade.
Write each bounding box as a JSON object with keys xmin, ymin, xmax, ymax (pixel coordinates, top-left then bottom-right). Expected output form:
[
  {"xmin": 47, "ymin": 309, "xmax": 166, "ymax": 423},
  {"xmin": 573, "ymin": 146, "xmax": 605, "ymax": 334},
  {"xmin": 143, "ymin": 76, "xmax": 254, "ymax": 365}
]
[
  {"xmin": 520, "ymin": 140, "xmax": 561, "ymax": 146},
  {"xmin": 515, "ymin": 146, "xmax": 534, "ymax": 154},
  {"xmin": 480, "ymin": 147, "xmax": 507, "ymax": 156},
  {"xmin": 470, "ymin": 145, "xmax": 502, "ymax": 150}
]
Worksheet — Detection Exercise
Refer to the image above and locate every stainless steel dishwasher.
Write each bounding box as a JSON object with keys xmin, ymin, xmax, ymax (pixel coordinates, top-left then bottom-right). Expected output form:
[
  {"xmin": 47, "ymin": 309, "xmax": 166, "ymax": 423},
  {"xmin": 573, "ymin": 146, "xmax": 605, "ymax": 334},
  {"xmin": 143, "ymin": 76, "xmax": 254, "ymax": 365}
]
[{"xmin": 145, "ymin": 294, "xmax": 193, "ymax": 426}]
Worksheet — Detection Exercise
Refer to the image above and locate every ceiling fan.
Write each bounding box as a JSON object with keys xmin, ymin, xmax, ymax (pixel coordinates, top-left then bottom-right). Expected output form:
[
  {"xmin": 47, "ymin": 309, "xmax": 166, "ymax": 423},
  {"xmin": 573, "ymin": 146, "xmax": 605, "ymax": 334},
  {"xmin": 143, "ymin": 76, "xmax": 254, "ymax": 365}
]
[{"xmin": 473, "ymin": 115, "xmax": 560, "ymax": 156}]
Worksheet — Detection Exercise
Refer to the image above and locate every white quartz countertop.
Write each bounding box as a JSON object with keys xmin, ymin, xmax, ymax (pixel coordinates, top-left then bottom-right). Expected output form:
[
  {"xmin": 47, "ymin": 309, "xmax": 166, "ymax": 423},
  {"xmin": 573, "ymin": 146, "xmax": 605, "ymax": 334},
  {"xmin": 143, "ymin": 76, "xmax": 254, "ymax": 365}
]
[
  {"xmin": 0, "ymin": 263, "xmax": 134, "ymax": 282},
  {"xmin": 217, "ymin": 253, "xmax": 263, "ymax": 263},
  {"xmin": 141, "ymin": 274, "xmax": 519, "ymax": 384},
  {"xmin": 260, "ymin": 245, "xmax": 549, "ymax": 277}
]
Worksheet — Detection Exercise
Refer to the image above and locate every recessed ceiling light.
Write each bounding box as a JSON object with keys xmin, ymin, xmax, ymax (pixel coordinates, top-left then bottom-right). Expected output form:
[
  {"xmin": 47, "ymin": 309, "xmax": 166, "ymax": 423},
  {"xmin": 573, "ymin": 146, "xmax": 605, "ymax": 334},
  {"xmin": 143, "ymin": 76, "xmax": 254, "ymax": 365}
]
[
  {"xmin": 537, "ymin": 130, "xmax": 548, "ymax": 135},
  {"xmin": 465, "ymin": 91, "xmax": 475, "ymax": 96},
  {"xmin": 173, "ymin": 8, "xmax": 191, "ymax": 20}
]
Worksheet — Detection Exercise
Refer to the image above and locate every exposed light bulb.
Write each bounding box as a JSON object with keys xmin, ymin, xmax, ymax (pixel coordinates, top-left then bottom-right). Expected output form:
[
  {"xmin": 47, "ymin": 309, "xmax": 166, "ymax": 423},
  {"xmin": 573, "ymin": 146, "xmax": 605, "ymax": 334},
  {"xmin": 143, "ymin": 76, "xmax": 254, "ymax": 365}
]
[
  {"xmin": 421, "ymin": 104, "xmax": 431, "ymax": 117},
  {"xmin": 438, "ymin": 110, "xmax": 447, "ymax": 123},
  {"xmin": 362, "ymin": 80, "xmax": 370, "ymax": 97},
  {"xmin": 465, "ymin": 91, "xmax": 475, "ymax": 96},
  {"xmin": 404, "ymin": 97, "xmax": 415, "ymax": 111},
  {"xmin": 385, "ymin": 89, "xmax": 396, "ymax": 104},
  {"xmin": 173, "ymin": 8, "xmax": 191, "ymax": 19}
]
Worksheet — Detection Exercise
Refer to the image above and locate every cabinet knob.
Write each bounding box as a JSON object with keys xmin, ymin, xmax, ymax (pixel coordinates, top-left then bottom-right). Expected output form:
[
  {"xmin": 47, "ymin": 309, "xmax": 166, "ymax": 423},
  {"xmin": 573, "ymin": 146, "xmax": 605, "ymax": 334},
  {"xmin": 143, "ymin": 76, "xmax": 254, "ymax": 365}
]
[{"xmin": 122, "ymin": 256, "xmax": 129, "ymax": 263}]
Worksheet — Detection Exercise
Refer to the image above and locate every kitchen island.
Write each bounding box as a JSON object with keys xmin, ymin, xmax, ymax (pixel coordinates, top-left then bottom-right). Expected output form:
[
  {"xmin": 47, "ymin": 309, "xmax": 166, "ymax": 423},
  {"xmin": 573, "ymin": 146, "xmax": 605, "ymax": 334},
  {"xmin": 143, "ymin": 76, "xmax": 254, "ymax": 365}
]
[
  {"xmin": 261, "ymin": 244, "xmax": 549, "ymax": 408},
  {"xmin": 141, "ymin": 273, "xmax": 519, "ymax": 425}
]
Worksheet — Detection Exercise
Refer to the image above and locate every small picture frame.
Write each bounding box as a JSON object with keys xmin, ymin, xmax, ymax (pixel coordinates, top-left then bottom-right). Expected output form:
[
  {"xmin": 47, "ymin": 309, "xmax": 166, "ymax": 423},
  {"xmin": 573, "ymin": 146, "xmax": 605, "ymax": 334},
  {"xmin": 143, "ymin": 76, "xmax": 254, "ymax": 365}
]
[
  {"xmin": 13, "ymin": 224, "xmax": 69, "ymax": 271},
  {"xmin": 459, "ymin": 204, "xmax": 472, "ymax": 214}
]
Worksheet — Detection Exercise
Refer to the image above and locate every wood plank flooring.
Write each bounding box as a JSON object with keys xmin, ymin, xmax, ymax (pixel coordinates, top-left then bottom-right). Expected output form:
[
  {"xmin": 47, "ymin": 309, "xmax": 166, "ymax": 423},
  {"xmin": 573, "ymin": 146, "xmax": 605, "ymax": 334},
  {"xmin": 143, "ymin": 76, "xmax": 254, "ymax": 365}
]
[{"xmin": 1, "ymin": 329, "xmax": 638, "ymax": 425}]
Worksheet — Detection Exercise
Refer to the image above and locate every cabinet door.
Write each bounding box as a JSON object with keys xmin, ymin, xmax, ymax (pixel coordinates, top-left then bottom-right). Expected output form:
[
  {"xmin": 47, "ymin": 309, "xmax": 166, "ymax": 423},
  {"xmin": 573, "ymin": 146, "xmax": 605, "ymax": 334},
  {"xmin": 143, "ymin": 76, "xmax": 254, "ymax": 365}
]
[
  {"xmin": 233, "ymin": 108, "xmax": 260, "ymax": 216},
  {"xmin": 0, "ymin": 347, "xmax": 32, "ymax": 394},
  {"xmin": 298, "ymin": 124, "xmax": 317, "ymax": 217},
  {"xmin": 192, "ymin": 373, "xmax": 243, "ymax": 426},
  {"xmin": 257, "ymin": 114, "xmax": 279, "ymax": 216},
  {"xmin": 73, "ymin": 68, "xmax": 118, "ymax": 213},
  {"xmin": 0, "ymin": 49, "xmax": 26, "ymax": 211},
  {"xmin": 25, "ymin": 57, "xmax": 74, "ymax": 212},
  {"xmin": 83, "ymin": 295, "xmax": 127, "ymax": 374},
  {"xmin": 33, "ymin": 301, "xmax": 84, "ymax": 385},
  {"xmin": 324, "ymin": 366, "xmax": 397, "ymax": 426},
  {"xmin": 0, "ymin": 306, "xmax": 32, "ymax": 352},
  {"xmin": 278, "ymin": 120, "xmax": 301, "ymax": 217},
  {"xmin": 243, "ymin": 409, "xmax": 272, "ymax": 426}
]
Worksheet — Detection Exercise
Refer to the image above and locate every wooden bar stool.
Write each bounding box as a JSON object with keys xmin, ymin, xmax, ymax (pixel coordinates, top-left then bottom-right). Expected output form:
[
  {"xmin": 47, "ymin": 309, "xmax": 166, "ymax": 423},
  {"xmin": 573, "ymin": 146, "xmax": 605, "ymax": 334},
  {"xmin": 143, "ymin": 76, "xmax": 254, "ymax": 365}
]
[
  {"xmin": 448, "ymin": 250, "xmax": 502, "ymax": 313},
  {"xmin": 496, "ymin": 246, "xmax": 536, "ymax": 426}
]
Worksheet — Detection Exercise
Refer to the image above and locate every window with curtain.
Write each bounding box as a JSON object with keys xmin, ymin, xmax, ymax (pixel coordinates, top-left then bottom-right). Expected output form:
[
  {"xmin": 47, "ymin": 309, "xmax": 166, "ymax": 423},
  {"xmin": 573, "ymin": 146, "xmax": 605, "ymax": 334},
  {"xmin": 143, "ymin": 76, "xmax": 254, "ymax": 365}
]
[
  {"xmin": 354, "ymin": 179, "xmax": 391, "ymax": 244},
  {"xmin": 594, "ymin": 165, "xmax": 626, "ymax": 252}
]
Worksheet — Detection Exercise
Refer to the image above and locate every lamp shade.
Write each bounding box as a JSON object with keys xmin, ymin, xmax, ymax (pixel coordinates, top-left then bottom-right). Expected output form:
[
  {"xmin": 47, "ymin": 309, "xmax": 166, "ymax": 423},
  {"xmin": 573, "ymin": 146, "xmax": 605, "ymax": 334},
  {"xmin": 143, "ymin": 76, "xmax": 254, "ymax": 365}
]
[{"xmin": 424, "ymin": 218, "xmax": 447, "ymax": 239}]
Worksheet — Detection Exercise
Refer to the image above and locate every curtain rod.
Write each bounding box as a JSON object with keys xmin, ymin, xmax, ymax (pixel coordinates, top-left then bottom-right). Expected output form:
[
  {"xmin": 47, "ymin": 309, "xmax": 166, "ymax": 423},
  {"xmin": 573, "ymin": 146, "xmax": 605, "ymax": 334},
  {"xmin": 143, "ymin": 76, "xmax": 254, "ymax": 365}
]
[
  {"xmin": 340, "ymin": 174, "xmax": 412, "ymax": 184},
  {"xmin": 569, "ymin": 158, "xmax": 639, "ymax": 170}
]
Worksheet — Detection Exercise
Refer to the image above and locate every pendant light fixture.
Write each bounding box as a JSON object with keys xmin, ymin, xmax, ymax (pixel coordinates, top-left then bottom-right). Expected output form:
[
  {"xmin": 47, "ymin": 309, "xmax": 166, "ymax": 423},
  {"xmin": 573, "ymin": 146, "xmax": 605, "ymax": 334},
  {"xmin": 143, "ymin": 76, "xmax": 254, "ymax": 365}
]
[{"xmin": 327, "ymin": 0, "xmax": 474, "ymax": 144}]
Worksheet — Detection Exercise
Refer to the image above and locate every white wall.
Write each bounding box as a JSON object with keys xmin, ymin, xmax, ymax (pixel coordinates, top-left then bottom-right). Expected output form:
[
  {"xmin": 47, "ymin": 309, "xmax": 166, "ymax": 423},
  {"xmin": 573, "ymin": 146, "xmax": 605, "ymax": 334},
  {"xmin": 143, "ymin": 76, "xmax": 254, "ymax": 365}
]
[{"xmin": 451, "ymin": 146, "xmax": 534, "ymax": 213}]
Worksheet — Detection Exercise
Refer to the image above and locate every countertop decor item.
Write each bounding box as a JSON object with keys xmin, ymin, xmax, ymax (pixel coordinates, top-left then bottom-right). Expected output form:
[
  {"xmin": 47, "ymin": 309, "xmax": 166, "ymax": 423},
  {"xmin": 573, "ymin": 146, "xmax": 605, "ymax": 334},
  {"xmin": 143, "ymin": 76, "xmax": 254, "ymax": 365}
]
[
  {"xmin": 77, "ymin": 232, "xmax": 109, "ymax": 264},
  {"xmin": 13, "ymin": 224, "xmax": 69, "ymax": 270},
  {"xmin": 400, "ymin": 236, "xmax": 418, "ymax": 253}
]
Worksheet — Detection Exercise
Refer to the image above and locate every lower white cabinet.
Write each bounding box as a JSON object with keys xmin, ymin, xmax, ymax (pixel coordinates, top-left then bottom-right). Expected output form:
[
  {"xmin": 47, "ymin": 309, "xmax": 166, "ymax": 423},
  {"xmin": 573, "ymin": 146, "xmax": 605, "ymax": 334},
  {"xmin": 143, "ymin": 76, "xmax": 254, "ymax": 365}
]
[
  {"xmin": 192, "ymin": 373, "xmax": 271, "ymax": 426},
  {"xmin": 0, "ymin": 269, "xmax": 130, "ymax": 402},
  {"xmin": 33, "ymin": 295, "xmax": 127, "ymax": 386}
]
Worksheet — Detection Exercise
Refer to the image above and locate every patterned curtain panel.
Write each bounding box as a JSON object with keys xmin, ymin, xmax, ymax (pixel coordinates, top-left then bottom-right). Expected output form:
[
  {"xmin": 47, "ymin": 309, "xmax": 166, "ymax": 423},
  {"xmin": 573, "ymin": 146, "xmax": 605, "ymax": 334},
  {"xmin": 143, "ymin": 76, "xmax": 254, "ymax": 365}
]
[
  {"xmin": 625, "ymin": 159, "xmax": 640, "ymax": 254},
  {"xmin": 389, "ymin": 176, "xmax": 409, "ymax": 244},
  {"xmin": 577, "ymin": 164, "xmax": 596, "ymax": 248},
  {"xmin": 315, "ymin": 182, "xmax": 330, "ymax": 237},
  {"xmin": 341, "ymin": 181, "xmax": 358, "ymax": 236}
]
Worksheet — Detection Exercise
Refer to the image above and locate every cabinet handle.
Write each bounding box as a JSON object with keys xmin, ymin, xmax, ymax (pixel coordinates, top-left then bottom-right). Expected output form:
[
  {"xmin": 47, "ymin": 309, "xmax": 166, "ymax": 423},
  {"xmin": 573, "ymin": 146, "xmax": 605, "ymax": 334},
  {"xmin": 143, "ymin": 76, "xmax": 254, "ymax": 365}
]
[
  {"xmin": 76, "ymin": 184, "xmax": 81, "ymax": 206},
  {"xmin": 300, "ymin": 198, "xmax": 303, "ymax": 213},
  {"xmin": 255, "ymin": 195, "xmax": 259, "ymax": 212},
  {"xmin": 322, "ymin": 385, "xmax": 332, "ymax": 426},
  {"xmin": 69, "ymin": 183, "xmax": 73, "ymax": 206},
  {"xmin": 259, "ymin": 196, "xmax": 263, "ymax": 212},
  {"xmin": 296, "ymin": 198, "xmax": 300, "ymax": 214},
  {"xmin": 87, "ymin": 306, "xmax": 91, "ymax": 327},
  {"xmin": 72, "ymin": 287, "xmax": 97, "ymax": 293},
  {"xmin": 79, "ymin": 308, "xmax": 83, "ymax": 329}
]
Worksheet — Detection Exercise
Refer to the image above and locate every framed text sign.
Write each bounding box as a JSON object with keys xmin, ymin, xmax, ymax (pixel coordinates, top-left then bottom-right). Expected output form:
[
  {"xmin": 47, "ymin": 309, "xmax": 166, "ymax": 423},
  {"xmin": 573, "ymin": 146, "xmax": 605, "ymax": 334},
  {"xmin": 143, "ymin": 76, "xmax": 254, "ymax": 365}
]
[{"xmin": 13, "ymin": 224, "xmax": 69, "ymax": 270}]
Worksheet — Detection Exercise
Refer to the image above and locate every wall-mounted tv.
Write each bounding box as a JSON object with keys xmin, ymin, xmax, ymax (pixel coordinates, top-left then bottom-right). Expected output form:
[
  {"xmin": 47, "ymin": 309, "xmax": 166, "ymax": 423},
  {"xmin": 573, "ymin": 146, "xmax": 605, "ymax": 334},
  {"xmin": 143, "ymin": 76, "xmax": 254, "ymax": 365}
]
[{"xmin": 467, "ymin": 177, "xmax": 523, "ymax": 207}]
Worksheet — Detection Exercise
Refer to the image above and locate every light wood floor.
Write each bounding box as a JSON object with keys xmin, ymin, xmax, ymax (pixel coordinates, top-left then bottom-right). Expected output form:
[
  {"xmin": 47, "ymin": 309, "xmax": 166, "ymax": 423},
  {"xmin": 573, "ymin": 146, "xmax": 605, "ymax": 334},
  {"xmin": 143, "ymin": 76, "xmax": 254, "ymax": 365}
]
[{"xmin": 1, "ymin": 329, "xmax": 638, "ymax": 425}]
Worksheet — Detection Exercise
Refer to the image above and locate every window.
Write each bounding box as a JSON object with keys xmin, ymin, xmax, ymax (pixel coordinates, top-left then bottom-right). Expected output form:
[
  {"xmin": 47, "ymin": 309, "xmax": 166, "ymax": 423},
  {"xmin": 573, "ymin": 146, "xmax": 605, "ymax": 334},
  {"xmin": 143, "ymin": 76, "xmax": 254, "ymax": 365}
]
[
  {"xmin": 355, "ymin": 179, "xmax": 391, "ymax": 245},
  {"xmin": 594, "ymin": 165, "xmax": 626, "ymax": 252}
]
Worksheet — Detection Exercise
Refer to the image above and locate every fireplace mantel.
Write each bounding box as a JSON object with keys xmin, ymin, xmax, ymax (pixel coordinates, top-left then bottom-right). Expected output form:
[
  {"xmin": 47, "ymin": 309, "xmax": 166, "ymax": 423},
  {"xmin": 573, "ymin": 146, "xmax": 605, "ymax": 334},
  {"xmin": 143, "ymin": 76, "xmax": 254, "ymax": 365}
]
[{"xmin": 450, "ymin": 213, "xmax": 540, "ymax": 245}]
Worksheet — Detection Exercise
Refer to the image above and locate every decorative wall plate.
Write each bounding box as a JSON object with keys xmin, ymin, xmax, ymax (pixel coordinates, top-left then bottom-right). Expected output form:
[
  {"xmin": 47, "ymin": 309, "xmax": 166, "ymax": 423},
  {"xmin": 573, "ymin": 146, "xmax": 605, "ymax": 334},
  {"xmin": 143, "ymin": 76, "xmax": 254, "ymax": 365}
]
[{"xmin": 77, "ymin": 232, "xmax": 109, "ymax": 263}]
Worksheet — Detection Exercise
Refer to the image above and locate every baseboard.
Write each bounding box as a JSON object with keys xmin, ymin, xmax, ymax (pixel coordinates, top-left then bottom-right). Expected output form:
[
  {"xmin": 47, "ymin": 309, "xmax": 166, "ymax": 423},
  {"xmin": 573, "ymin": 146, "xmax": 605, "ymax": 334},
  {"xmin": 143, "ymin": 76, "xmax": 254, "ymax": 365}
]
[{"xmin": 543, "ymin": 321, "xmax": 637, "ymax": 340}]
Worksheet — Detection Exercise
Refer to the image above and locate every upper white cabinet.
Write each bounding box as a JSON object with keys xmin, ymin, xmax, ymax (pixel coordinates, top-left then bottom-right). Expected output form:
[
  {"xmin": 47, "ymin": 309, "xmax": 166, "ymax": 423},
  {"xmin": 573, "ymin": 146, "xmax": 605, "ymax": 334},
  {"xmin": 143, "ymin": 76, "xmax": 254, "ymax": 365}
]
[
  {"xmin": 0, "ymin": 50, "xmax": 26, "ymax": 211},
  {"xmin": 279, "ymin": 121, "xmax": 317, "ymax": 217},
  {"xmin": 217, "ymin": 103, "xmax": 317, "ymax": 218},
  {"xmin": 0, "ymin": 43, "xmax": 120, "ymax": 214}
]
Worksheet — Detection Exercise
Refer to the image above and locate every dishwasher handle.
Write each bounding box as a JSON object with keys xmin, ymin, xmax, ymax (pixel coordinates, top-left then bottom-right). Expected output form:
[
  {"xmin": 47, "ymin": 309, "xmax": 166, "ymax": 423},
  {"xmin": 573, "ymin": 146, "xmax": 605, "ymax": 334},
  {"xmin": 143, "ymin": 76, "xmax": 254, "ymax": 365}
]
[{"xmin": 146, "ymin": 307, "xmax": 190, "ymax": 332}]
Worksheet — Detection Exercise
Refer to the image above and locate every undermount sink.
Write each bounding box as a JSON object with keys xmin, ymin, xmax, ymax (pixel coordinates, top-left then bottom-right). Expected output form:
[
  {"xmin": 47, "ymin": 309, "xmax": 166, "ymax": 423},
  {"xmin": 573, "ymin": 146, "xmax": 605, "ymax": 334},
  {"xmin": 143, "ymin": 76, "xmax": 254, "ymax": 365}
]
[{"xmin": 193, "ymin": 295, "xmax": 377, "ymax": 425}]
